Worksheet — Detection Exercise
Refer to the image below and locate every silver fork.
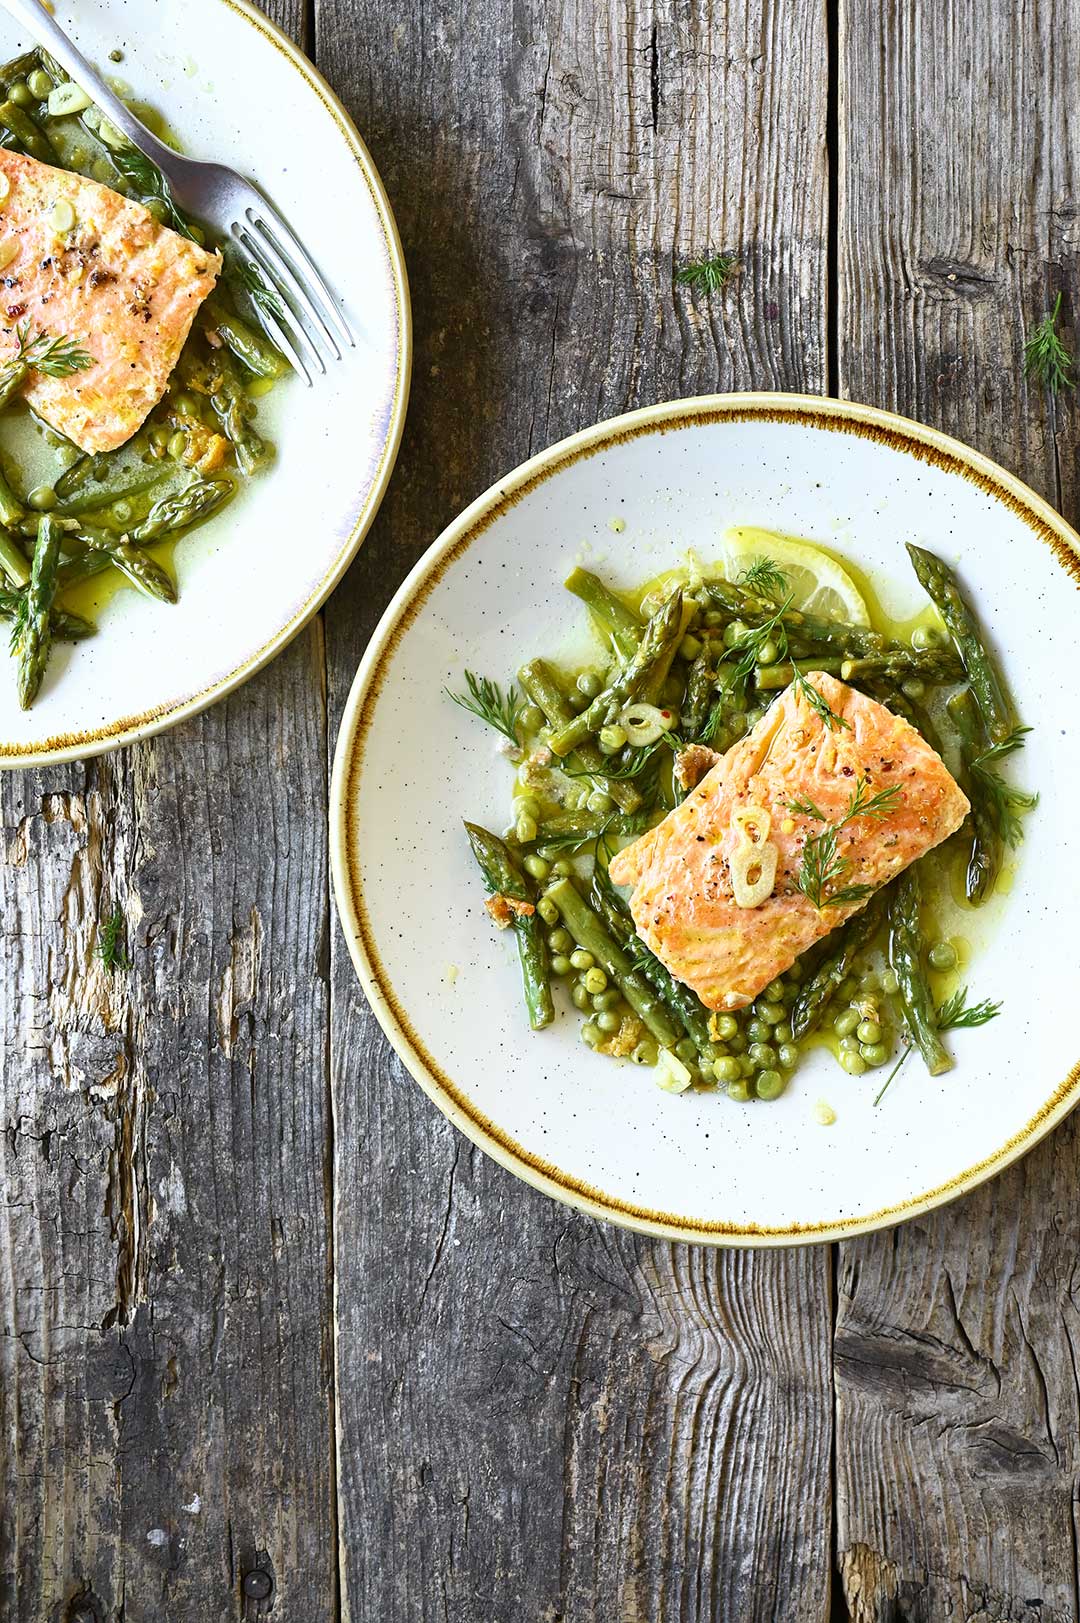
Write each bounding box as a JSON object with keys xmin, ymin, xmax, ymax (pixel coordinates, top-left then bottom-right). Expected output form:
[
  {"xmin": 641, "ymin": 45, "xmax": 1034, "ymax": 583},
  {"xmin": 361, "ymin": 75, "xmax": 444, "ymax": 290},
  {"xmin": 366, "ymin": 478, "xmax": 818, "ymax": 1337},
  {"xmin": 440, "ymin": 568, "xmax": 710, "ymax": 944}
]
[{"xmin": 0, "ymin": 0, "xmax": 353, "ymax": 384}]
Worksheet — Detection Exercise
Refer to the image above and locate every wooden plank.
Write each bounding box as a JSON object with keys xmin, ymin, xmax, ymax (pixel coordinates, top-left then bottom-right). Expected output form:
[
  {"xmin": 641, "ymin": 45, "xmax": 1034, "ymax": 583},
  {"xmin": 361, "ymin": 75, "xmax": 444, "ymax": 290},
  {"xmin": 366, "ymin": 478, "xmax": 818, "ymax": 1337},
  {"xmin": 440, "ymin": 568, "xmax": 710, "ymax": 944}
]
[
  {"xmin": 835, "ymin": 2, "xmax": 1080, "ymax": 1616},
  {"xmin": 0, "ymin": 6, "xmax": 337, "ymax": 1619},
  {"xmin": 321, "ymin": 0, "xmax": 834, "ymax": 1617}
]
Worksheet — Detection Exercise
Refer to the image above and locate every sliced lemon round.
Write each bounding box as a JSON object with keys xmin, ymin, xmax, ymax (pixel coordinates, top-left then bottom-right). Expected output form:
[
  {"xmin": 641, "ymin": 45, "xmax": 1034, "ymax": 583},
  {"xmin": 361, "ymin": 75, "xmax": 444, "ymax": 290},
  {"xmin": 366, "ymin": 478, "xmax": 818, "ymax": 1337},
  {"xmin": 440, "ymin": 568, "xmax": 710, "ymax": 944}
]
[{"xmin": 719, "ymin": 526, "xmax": 871, "ymax": 626}]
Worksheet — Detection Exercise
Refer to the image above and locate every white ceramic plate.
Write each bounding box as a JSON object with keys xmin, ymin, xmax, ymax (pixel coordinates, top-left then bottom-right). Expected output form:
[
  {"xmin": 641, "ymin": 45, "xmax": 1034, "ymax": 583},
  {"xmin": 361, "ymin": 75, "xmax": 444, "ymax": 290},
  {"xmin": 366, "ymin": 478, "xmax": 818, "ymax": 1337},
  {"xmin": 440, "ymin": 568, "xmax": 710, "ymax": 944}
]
[
  {"xmin": 330, "ymin": 395, "xmax": 1080, "ymax": 1246},
  {"xmin": 0, "ymin": 0, "xmax": 409, "ymax": 766}
]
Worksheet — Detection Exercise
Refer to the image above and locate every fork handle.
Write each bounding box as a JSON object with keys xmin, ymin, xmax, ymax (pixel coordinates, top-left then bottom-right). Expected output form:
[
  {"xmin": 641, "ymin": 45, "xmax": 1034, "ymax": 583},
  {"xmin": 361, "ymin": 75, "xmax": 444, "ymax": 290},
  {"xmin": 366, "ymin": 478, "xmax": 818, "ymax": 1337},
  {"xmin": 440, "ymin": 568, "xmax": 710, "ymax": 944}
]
[{"xmin": 0, "ymin": 0, "xmax": 178, "ymax": 170}]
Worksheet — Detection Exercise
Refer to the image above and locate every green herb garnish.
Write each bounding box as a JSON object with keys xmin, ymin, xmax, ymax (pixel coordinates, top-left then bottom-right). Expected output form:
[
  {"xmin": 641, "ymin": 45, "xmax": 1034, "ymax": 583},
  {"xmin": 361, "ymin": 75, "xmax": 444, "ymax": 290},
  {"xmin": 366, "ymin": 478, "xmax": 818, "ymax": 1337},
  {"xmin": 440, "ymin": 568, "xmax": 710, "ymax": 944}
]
[
  {"xmin": 792, "ymin": 666, "xmax": 850, "ymax": 732},
  {"xmin": 446, "ymin": 671, "xmax": 521, "ymax": 743},
  {"xmin": 234, "ymin": 256, "xmax": 287, "ymax": 323},
  {"xmin": 936, "ymin": 987, "xmax": 1002, "ymax": 1032},
  {"xmin": 970, "ymin": 726, "xmax": 1038, "ymax": 846},
  {"xmin": 739, "ymin": 556, "xmax": 788, "ymax": 601},
  {"xmin": 1023, "ymin": 293, "xmax": 1074, "ymax": 395},
  {"xmin": 14, "ymin": 320, "xmax": 93, "ymax": 379},
  {"xmin": 676, "ymin": 253, "xmax": 737, "ymax": 295},
  {"xmin": 791, "ymin": 781, "xmax": 902, "ymax": 909}
]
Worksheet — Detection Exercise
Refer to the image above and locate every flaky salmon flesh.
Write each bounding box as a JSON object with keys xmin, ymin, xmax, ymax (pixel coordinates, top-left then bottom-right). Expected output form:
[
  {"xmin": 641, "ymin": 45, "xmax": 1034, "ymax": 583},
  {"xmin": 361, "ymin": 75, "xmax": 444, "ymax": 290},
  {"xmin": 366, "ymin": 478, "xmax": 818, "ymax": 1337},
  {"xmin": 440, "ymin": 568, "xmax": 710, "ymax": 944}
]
[
  {"xmin": 609, "ymin": 672, "xmax": 970, "ymax": 1011},
  {"xmin": 0, "ymin": 149, "xmax": 221, "ymax": 453}
]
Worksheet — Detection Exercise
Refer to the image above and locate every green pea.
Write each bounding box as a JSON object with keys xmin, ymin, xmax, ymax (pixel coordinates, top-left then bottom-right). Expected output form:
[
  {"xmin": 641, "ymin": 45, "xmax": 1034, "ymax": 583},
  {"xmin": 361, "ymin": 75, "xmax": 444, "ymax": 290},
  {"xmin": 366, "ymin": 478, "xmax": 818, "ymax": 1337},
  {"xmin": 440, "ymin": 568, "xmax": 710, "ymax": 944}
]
[
  {"xmin": 840, "ymin": 1050, "xmax": 867, "ymax": 1076},
  {"xmin": 632, "ymin": 1041, "xmax": 658, "ymax": 1066},
  {"xmin": 552, "ymin": 859, "xmax": 574, "ymax": 878},
  {"xmin": 550, "ymin": 955, "xmax": 573, "ymax": 977},
  {"xmin": 167, "ymin": 431, "xmax": 189, "ymax": 461},
  {"xmin": 146, "ymin": 198, "xmax": 170, "ymax": 224},
  {"xmin": 571, "ymin": 982, "xmax": 592, "ymax": 1011},
  {"xmin": 901, "ymin": 677, "xmax": 926, "ymax": 701},
  {"xmin": 881, "ymin": 968, "xmax": 899, "ymax": 995},
  {"xmin": 704, "ymin": 609, "xmax": 724, "ymax": 628},
  {"xmin": 911, "ymin": 623, "xmax": 944, "ymax": 651},
  {"xmin": 728, "ymin": 1078, "xmax": 752, "ymax": 1102},
  {"xmin": 859, "ymin": 970, "xmax": 881, "ymax": 992},
  {"xmin": 834, "ymin": 1008, "xmax": 860, "ymax": 1039},
  {"xmin": 739, "ymin": 1054, "xmax": 756, "ymax": 1078},
  {"xmin": 586, "ymin": 790, "xmax": 614, "ymax": 815},
  {"xmin": 584, "ymin": 968, "xmax": 608, "ymax": 996},
  {"xmin": 672, "ymin": 1037, "xmax": 696, "ymax": 1065},
  {"xmin": 597, "ymin": 1010, "xmax": 621, "ymax": 1034},
  {"xmin": 581, "ymin": 1021, "xmax": 602, "ymax": 1048},
  {"xmin": 856, "ymin": 1019, "xmax": 882, "ymax": 1046},
  {"xmin": 568, "ymin": 689, "xmax": 590, "ymax": 713},
  {"xmin": 839, "ymin": 1034, "xmax": 862, "ymax": 1054},
  {"xmin": 577, "ymin": 670, "xmax": 603, "ymax": 699},
  {"xmin": 548, "ymin": 927, "xmax": 572, "ymax": 954},
  {"xmin": 755, "ymin": 1069, "xmax": 786, "ymax": 1100},
  {"xmin": 778, "ymin": 1043, "xmax": 800, "ymax": 1070},
  {"xmin": 27, "ymin": 485, "xmax": 57, "ymax": 511},
  {"xmin": 724, "ymin": 619, "xmax": 751, "ymax": 648},
  {"xmin": 537, "ymin": 897, "xmax": 559, "ymax": 926},
  {"xmin": 836, "ymin": 977, "xmax": 857, "ymax": 1002},
  {"xmin": 714, "ymin": 1056, "xmax": 742, "ymax": 1084},
  {"xmin": 712, "ymin": 1014, "xmax": 739, "ymax": 1042},
  {"xmin": 91, "ymin": 157, "xmax": 115, "ymax": 184},
  {"xmin": 756, "ymin": 1000, "xmax": 785, "ymax": 1025},
  {"xmin": 8, "ymin": 80, "xmax": 33, "ymax": 109},
  {"xmin": 569, "ymin": 949, "xmax": 594, "ymax": 971},
  {"xmin": 784, "ymin": 963, "xmax": 803, "ymax": 986},
  {"xmin": 599, "ymin": 724, "xmax": 627, "ymax": 752},
  {"xmin": 765, "ymin": 979, "xmax": 787, "ymax": 1002},
  {"xmin": 594, "ymin": 988, "xmax": 621, "ymax": 1012},
  {"xmin": 748, "ymin": 1041, "xmax": 776, "ymax": 1068},
  {"xmin": 524, "ymin": 855, "xmax": 551, "ymax": 882},
  {"xmin": 774, "ymin": 1021, "xmax": 794, "ymax": 1046},
  {"xmin": 520, "ymin": 703, "xmax": 545, "ymax": 734},
  {"xmin": 27, "ymin": 68, "xmax": 53, "ymax": 100},
  {"xmin": 515, "ymin": 812, "xmax": 538, "ymax": 844},
  {"xmin": 747, "ymin": 1018, "xmax": 771, "ymax": 1044},
  {"xmin": 111, "ymin": 499, "xmax": 134, "ymax": 526},
  {"xmin": 150, "ymin": 424, "xmax": 172, "ymax": 449},
  {"xmin": 727, "ymin": 1031, "xmax": 748, "ymax": 1054},
  {"xmin": 861, "ymin": 1043, "xmax": 890, "ymax": 1066},
  {"xmin": 561, "ymin": 786, "xmax": 587, "ymax": 812},
  {"xmin": 757, "ymin": 638, "xmax": 779, "ymax": 666},
  {"xmin": 928, "ymin": 941, "xmax": 957, "ymax": 972},
  {"xmin": 679, "ymin": 633, "xmax": 703, "ymax": 661}
]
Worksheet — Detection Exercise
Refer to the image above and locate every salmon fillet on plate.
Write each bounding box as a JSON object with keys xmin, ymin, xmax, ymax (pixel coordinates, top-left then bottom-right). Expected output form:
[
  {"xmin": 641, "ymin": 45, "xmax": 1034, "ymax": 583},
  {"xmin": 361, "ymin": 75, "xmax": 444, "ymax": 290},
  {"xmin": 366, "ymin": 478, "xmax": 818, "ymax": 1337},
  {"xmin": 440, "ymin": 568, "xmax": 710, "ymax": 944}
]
[
  {"xmin": 0, "ymin": 148, "xmax": 221, "ymax": 452},
  {"xmin": 609, "ymin": 671, "xmax": 970, "ymax": 1011}
]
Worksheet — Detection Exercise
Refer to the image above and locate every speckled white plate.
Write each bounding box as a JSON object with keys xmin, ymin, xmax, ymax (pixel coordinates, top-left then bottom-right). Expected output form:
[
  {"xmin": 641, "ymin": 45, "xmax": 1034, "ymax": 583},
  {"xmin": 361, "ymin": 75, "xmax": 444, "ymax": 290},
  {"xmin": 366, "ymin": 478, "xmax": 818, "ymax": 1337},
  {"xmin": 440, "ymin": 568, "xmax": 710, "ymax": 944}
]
[
  {"xmin": 330, "ymin": 395, "xmax": 1080, "ymax": 1245},
  {"xmin": 0, "ymin": 0, "xmax": 409, "ymax": 766}
]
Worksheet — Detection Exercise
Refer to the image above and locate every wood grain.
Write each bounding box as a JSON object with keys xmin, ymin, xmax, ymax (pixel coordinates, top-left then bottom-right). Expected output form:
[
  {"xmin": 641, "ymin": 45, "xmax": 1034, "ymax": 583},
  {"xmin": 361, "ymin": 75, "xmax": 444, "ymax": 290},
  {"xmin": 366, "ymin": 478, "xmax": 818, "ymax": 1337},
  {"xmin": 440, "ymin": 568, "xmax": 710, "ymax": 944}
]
[
  {"xmin": 0, "ymin": 5, "xmax": 339, "ymax": 1619},
  {"xmin": 321, "ymin": 0, "xmax": 834, "ymax": 1617},
  {"xmin": 835, "ymin": 2, "xmax": 1080, "ymax": 1616}
]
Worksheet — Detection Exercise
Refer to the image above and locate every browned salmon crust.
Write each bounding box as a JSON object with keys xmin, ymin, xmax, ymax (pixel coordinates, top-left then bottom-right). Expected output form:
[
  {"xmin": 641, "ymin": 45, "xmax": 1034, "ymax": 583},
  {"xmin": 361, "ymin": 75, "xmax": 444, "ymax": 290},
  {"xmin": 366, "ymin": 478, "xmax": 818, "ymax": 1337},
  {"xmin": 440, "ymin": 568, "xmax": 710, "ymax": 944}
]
[
  {"xmin": 610, "ymin": 672, "xmax": 970, "ymax": 1011},
  {"xmin": 0, "ymin": 149, "xmax": 221, "ymax": 452}
]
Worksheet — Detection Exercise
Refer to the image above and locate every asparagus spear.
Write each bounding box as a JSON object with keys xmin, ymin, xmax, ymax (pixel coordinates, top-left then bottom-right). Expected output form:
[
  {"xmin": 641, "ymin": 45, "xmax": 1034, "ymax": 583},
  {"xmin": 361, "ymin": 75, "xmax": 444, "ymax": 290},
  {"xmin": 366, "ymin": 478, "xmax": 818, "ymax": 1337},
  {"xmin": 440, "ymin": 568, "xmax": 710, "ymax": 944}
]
[
  {"xmin": 202, "ymin": 301, "xmax": 288, "ymax": 380},
  {"xmin": 0, "ymin": 99, "xmax": 58, "ymax": 163},
  {"xmin": 887, "ymin": 868, "xmax": 951, "ymax": 1075},
  {"xmin": 905, "ymin": 543, "xmax": 1012, "ymax": 743},
  {"xmin": 75, "ymin": 526, "xmax": 177, "ymax": 604},
  {"xmin": 0, "ymin": 463, "xmax": 24, "ymax": 530},
  {"xmin": 564, "ymin": 567, "xmax": 642, "ymax": 658},
  {"xmin": 528, "ymin": 809, "xmax": 644, "ymax": 847},
  {"xmin": 0, "ymin": 526, "xmax": 28, "ymax": 587},
  {"xmin": 589, "ymin": 873, "xmax": 716, "ymax": 1059},
  {"xmin": 680, "ymin": 645, "xmax": 714, "ymax": 735},
  {"xmin": 546, "ymin": 876, "xmax": 680, "ymax": 1047},
  {"xmin": 129, "ymin": 478, "xmax": 233, "ymax": 542},
  {"xmin": 182, "ymin": 346, "xmax": 270, "ymax": 476},
  {"xmin": 790, "ymin": 890, "xmax": 887, "ymax": 1040},
  {"xmin": 704, "ymin": 578, "xmax": 888, "ymax": 656},
  {"xmin": 548, "ymin": 587, "xmax": 684, "ymax": 757},
  {"xmin": 0, "ymin": 590, "xmax": 92, "ymax": 640},
  {"xmin": 464, "ymin": 823, "xmax": 553, "ymax": 1031},
  {"xmin": 518, "ymin": 658, "xmax": 641, "ymax": 814},
  {"xmin": 839, "ymin": 647, "xmax": 964, "ymax": 685},
  {"xmin": 15, "ymin": 513, "xmax": 61, "ymax": 708},
  {"xmin": 754, "ymin": 657, "xmax": 847, "ymax": 691}
]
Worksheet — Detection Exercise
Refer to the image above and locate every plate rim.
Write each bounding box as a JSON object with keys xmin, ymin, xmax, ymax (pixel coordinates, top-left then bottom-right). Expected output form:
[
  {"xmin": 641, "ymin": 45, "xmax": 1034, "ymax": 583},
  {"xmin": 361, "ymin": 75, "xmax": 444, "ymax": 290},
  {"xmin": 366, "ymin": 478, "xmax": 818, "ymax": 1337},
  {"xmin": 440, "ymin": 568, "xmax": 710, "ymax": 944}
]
[
  {"xmin": 330, "ymin": 390, "xmax": 1080, "ymax": 1247},
  {"xmin": 0, "ymin": 0, "xmax": 412, "ymax": 768}
]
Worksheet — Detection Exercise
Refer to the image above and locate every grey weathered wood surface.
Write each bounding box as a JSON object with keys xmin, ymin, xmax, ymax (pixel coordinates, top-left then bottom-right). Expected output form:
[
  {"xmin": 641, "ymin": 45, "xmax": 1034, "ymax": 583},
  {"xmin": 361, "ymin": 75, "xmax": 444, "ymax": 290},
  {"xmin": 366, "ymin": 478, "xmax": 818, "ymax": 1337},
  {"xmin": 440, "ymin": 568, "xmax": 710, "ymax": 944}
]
[{"xmin": 1, "ymin": 0, "xmax": 1077, "ymax": 1618}]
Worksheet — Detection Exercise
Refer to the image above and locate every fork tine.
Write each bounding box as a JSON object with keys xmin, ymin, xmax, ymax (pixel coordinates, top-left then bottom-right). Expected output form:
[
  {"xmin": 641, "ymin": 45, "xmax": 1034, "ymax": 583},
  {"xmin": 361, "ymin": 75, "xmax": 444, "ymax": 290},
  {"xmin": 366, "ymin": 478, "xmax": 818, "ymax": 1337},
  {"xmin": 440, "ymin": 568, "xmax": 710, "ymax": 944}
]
[
  {"xmin": 247, "ymin": 213, "xmax": 342, "ymax": 362},
  {"xmin": 244, "ymin": 196, "xmax": 355, "ymax": 349},
  {"xmin": 232, "ymin": 230, "xmax": 322, "ymax": 380}
]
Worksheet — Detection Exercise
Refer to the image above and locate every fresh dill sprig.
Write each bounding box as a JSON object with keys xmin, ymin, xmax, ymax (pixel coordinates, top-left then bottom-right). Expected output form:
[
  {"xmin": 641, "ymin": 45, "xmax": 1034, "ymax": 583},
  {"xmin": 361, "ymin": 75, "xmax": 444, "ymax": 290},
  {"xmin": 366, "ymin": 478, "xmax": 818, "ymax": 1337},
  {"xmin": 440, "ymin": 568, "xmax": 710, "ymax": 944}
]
[
  {"xmin": 696, "ymin": 695, "xmax": 726, "ymax": 745},
  {"xmin": 14, "ymin": 320, "xmax": 94, "ymax": 379},
  {"xmin": 936, "ymin": 987, "xmax": 1002, "ymax": 1032},
  {"xmin": 1023, "ymin": 293, "xmax": 1074, "ymax": 395},
  {"xmin": 970, "ymin": 725, "xmax": 1038, "ymax": 847},
  {"xmin": 739, "ymin": 556, "xmax": 788, "ymax": 601},
  {"xmin": 95, "ymin": 907, "xmax": 131, "ymax": 974},
  {"xmin": 784, "ymin": 792, "xmax": 829, "ymax": 822},
  {"xmin": 565, "ymin": 738, "xmax": 671, "ymax": 781},
  {"xmin": 873, "ymin": 1047, "xmax": 909, "ymax": 1107},
  {"xmin": 234, "ymin": 256, "xmax": 287, "ymax": 323},
  {"xmin": 792, "ymin": 666, "xmax": 850, "ymax": 732},
  {"xmin": 108, "ymin": 144, "xmax": 197, "ymax": 240},
  {"xmin": 8, "ymin": 592, "xmax": 27, "ymax": 654},
  {"xmin": 791, "ymin": 780, "xmax": 903, "ymax": 909},
  {"xmin": 445, "ymin": 670, "xmax": 521, "ymax": 743},
  {"xmin": 676, "ymin": 252, "xmax": 737, "ymax": 295},
  {"xmin": 725, "ymin": 594, "xmax": 794, "ymax": 698}
]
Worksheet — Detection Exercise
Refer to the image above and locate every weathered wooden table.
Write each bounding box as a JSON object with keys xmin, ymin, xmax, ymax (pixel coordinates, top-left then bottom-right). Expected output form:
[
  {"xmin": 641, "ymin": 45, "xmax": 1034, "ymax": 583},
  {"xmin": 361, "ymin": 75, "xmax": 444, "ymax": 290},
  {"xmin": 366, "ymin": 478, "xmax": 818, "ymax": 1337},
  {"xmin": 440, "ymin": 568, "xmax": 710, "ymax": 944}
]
[{"xmin": 4, "ymin": 1, "xmax": 1077, "ymax": 1617}]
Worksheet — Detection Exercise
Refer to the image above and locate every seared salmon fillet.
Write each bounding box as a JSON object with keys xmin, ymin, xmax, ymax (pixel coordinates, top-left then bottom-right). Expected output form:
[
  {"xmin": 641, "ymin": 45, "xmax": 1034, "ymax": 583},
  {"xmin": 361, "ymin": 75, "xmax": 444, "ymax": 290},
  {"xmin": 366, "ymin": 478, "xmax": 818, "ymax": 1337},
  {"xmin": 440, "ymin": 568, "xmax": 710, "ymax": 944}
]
[
  {"xmin": 0, "ymin": 149, "xmax": 221, "ymax": 452},
  {"xmin": 609, "ymin": 672, "xmax": 969, "ymax": 1011}
]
